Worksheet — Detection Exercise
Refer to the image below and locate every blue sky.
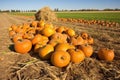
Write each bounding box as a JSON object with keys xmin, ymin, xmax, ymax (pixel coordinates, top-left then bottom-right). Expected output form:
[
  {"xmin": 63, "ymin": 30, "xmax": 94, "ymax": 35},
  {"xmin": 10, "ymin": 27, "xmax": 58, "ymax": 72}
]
[{"xmin": 0, "ymin": 0, "xmax": 120, "ymax": 10}]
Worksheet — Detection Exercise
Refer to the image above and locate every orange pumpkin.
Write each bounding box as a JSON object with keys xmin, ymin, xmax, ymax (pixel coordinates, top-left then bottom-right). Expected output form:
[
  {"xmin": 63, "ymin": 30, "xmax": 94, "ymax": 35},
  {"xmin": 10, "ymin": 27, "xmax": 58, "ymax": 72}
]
[
  {"xmin": 9, "ymin": 30, "xmax": 16, "ymax": 38},
  {"xmin": 34, "ymin": 42, "xmax": 46, "ymax": 53},
  {"xmin": 50, "ymin": 33, "xmax": 68, "ymax": 43},
  {"xmin": 66, "ymin": 28, "xmax": 75, "ymax": 37},
  {"xmin": 81, "ymin": 32, "xmax": 88, "ymax": 39},
  {"xmin": 70, "ymin": 35, "xmax": 84, "ymax": 45},
  {"xmin": 11, "ymin": 24, "xmax": 17, "ymax": 31},
  {"xmin": 12, "ymin": 34, "xmax": 23, "ymax": 43},
  {"xmin": 14, "ymin": 39, "xmax": 32, "ymax": 54},
  {"xmin": 39, "ymin": 44, "xmax": 54, "ymax": 59},
  {"xmin": 23, "ymin": 33, "xmax": 34, "ymax": 40},
  {"xmin": 41, "ymin": 27, "xmax": 55, "ymax": 37},
  {"xmin": 37, "ymin": 20, "xmax": 45, "ymax": 31},
  {"xmin": 31, "ymin": 21, "xmax": 38, "ymax": 28},
  {"xmin": 55, "ymin": 43, "xmax": 75, "ymax": 51},
  {"xmin": 31, "ymin": 34, "xmax": 42, "ymax": 45},
  {"xmin": 56, "ymin": 26, "xmax": 66, "ymax": 33},
  {"xmin": 97, "ymin": 48, "xmax": 114, "ymax": 61},
  {"xmin": 79, "ymin": 44, "xmax": 93, "ymax": 57},
  {"xmin": 87, "ymin": 36, "xmax": 94, "ymax": 45},
  {"xmin": 49, "ymin": 39, "xmax": 59, "ymax": 47},
  {"xmin": 68, "ymin": 49, "xmax": 85, "ymax": 64},
  {"xmin": 44, "ymin": 23, "xmax": 53, "ymax": 28},
  {"xmin": 51, "ymin": 50, "xmax": 70, "ymax": 67}
]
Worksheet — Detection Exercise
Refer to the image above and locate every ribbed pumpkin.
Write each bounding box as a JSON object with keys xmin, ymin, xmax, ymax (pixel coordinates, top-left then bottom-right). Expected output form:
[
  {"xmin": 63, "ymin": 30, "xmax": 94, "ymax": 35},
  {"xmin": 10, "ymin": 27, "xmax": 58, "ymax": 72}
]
[{"xmin": 51, "ymin": 50, "xmax": 70, "ymax": 67}]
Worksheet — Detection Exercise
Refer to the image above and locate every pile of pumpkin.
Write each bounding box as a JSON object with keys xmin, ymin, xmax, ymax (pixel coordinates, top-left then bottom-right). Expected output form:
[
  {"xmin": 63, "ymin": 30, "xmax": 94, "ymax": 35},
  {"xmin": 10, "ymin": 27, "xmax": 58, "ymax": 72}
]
[
  {"xmin": 59, "ymin": 18, "xmax": 119, "ymax": 27},
  {"xmin": 8, "ymin": 20, "xmax": 115, "ymax": 68}
]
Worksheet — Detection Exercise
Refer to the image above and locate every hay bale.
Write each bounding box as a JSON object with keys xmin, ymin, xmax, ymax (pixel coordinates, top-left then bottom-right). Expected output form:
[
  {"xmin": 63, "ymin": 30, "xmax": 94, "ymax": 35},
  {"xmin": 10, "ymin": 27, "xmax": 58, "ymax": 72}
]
[{"xmin": 35, "ymin": 6, "xmax": 58, "ymax": 22}]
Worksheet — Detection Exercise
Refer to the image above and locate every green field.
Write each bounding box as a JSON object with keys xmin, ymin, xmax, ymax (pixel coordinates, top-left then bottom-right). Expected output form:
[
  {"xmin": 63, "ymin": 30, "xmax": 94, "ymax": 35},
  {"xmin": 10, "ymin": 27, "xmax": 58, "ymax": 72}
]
[{"xmin": 9, "ymin": 11, "xmax": 120, "ymax": 23}]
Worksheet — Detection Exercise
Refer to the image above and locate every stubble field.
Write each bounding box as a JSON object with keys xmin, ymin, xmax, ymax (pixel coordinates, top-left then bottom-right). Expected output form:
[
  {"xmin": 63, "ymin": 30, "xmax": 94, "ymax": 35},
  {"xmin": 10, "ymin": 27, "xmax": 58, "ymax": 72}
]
[{"xmin": 0, "ymin": 12, "xmax": 120, "ymax": 80}]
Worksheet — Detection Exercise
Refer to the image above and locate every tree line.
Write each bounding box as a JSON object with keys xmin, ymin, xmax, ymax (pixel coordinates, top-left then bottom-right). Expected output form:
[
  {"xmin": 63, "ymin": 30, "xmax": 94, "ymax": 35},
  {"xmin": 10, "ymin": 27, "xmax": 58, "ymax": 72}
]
[
  {"xmin": 54, "ymin": 8, "xmax": 120, "ymax": 12},
  {"xmin": 0, "ymin": 8, "xmax": 120, "ymax": 12},
  {"xmin": 0, "ymin": 10, "xmax": 37, "ymax": 12}
]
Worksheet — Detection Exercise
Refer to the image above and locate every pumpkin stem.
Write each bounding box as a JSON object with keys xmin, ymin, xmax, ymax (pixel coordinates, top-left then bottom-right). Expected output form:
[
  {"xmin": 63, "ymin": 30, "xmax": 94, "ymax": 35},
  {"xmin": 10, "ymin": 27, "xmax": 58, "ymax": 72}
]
[{"xmin": 18, "ymin": 39, "xmax": 23, "ymax": 42}]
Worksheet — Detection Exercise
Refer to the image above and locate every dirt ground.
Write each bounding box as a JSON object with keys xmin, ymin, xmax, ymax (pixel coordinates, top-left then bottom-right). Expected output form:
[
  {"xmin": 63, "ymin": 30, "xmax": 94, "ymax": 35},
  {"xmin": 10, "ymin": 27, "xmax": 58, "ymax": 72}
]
[{"xmin": 0, "ymin": 13, "xmax": 120, "ymax": 80}]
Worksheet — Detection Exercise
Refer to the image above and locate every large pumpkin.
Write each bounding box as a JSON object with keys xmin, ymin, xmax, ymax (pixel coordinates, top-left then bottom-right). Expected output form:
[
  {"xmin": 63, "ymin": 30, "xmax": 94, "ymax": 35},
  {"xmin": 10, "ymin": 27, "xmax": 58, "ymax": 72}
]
[
  {"xmin": 14, "ymin": 39, "xmax": 32, "ymax": 54},
  {"xmin": 97, "ymin": 48, "xmax": 114, "ymax": 61},
  {"xmin": 51, "ymin": 50, "xmax": 70, "ymax": 67}
]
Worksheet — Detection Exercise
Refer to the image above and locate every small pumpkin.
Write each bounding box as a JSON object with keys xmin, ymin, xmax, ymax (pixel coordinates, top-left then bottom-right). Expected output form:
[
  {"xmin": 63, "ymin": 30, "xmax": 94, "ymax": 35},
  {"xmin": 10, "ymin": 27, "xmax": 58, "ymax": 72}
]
[
  {"xmin": 9, "ymin": 30, "xmax": 16, "ymax": 38},
  {"xmin": 11, "ymin": 24, "xmax": 17, "ymax": 31},
  {"xmin": 70, "ymin": 35, "xmax": 84, "ymax": 45},
  {"xmin": 66, "ymin": 28, "xmax": 75, "ymax": 37},
  {"xmin": 23, "ymin": 33, "xmax": 34, "ymax": 40},
  {"xmin": 37, "ymin": 20, "xmax": 45, "ymax": 31},
  {"xmin": 14, "ymin": 39, "xmax": 32, "ymax": 54},
  {"xmin": 31, "ymin": 21, "xmax": 38, "ymax": 28},
  {"xmin": 56, "ymin": 26, "xmax": 66, "ymax": 33},
  {"xmin": 12, "ymin": 34, "xmax": 23, "ymax": 43},
  {"xmin": 51, "ymin": 50, "xmax": 70, "ymax": 67},
  {"xmin": 87, "ymin": 36, "xmax": 94, "ymax": 45},
  {"xmin": 97, "ymin": 48, "xmax": 114, "ymax": 61},
  {"xmin": 81, "ymin": 32, "xmax": 88, "ymax": 39},
  {"xmin": 79, "ymin": 44, "xmax": 93, "ymax": 57}
]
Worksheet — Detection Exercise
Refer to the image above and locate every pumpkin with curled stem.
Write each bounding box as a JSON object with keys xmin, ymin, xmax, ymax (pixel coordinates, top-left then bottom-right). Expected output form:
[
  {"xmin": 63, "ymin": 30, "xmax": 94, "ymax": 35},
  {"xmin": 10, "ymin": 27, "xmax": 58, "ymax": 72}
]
[{"xmin": 97, "ymin": 48, "xmax": 114, "ymax": 61}]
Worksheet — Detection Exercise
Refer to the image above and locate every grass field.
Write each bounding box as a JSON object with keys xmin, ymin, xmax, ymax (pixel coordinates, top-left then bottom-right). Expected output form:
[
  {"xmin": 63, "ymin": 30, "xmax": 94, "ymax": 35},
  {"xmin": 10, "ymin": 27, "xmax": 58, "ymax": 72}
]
[{"xmin": 9, "ymin": 11, "xmax": 120, "ymax": 23}]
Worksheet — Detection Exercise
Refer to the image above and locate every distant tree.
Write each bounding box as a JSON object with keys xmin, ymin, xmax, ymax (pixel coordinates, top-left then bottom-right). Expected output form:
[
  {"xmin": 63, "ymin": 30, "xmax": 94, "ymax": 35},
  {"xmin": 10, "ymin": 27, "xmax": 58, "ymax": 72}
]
[
  {"xmin": 16, "ymin": 10, "xmax": 20, "ymax": 12},
  {"xmin": 114, "ymin": 8, "xmax": 120, "ymax": 11},
  {"xmin": 11, "ymin": 10, "xmax": 15, "ymax": 12},
  {"xmin": 103, "ymin": 8, "xmax": 114, "ymax": 11},
  {"xmin": 54, "ymin": 8, "xmax": 59, "ymax": 12}
]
